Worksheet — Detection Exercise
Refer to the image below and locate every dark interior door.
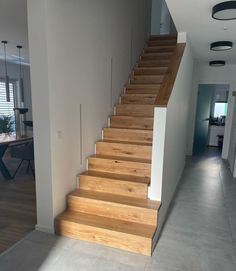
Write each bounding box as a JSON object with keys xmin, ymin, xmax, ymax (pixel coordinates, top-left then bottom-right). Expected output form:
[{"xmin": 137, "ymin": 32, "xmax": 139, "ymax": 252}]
[{"xmin": 193, "ymin": 85, "xmax": 214, "ymax": 155}]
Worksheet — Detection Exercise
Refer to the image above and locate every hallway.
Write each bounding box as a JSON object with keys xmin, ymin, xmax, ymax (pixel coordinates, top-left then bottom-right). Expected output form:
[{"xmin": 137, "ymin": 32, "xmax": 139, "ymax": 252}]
[{"xmin": 0, "ymin": 149, "xmax": 236, "ymax": 270}]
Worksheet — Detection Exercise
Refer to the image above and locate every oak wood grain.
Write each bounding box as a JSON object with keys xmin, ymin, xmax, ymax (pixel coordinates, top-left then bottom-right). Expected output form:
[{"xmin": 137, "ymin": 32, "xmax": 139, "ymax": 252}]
[{"xmin": 155, "ymin": 43, "xmax": 186, "ymax": 106}]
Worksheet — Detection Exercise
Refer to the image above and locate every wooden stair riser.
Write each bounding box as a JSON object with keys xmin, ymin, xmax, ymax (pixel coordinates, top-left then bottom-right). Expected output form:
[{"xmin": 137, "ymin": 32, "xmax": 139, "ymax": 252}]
[
  {"xmin": 78, "ymin": 174, "xmax": 148, "ymax": 198},
  {"xmin": 138, "ymin": 60, "xmax": 170, "ymax": 68},
  {"xmin": 149, "ymin": 35, "xmax": 177, "ymax": 41},
  {"xmin": 125, "ymin": 88, "xmax": 160, "ymax": 95},
  {"xmin": 147, "ymin": 40, "xmax": 177, "ymax": 46},
  {"xmin": 115, "ymin": 104, "xmax": 154, "ymax": 117},
  {"xmin": 143, "ymin": 46, "xmax": 175, "ymax": 54},
  {"xmin": 133, "ymin": 67, "xmax": 167, "ymax": 76},
  {"xmin": 110, "ymin": 116, "xmax": 153, "ymax": 130},
  {"xmin": 141, "ymin": 53, "xmax": 173, "ymax": 61},
  {"xmin": 88, "ymin": 157, "xmax": 151, "ymax": 177},
  {"xmin": 126, "ymin": 83, "xmax": 161, "ymax": 91},
  {"xmin": 96, "ymin": 141, "xmax": 152, "ymax": 160},
  {"xmin": 67, "ymin": 195, "xmax": 157, "ymax": 225},
  {"xmin": 130, "ymin": 75, "xmax": 164, "ymax": 84},
  {"xmin": 121, "ymin": 94, "xmax": 157, "ymax": 105},
  {"xmin": 103, "ymin": 128, "xmax": 153, "ymax": 144},
  {"xmin": 55, "ymin": 218, "xmax": 152, "ymax": 256}
]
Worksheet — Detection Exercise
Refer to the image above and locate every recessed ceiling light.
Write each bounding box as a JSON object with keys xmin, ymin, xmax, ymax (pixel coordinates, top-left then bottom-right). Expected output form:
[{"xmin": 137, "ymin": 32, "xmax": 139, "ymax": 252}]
[
  {"xmin": 212, "ymin": 1, "xmax": 236, "ymax": 20},
  {"xmin": 209, "ymin": 60, "xmax": 226, "ymax": 66},
  {"xmin": 211, "ymin": 41, "xmax": 233, "ymax": 51}
]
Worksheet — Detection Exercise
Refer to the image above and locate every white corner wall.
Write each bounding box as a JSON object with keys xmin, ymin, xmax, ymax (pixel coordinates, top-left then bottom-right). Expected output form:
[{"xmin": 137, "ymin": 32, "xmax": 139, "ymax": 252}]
[
  {"xmin": 28, "ymin": 0, "xmax": 151, "ymax": 233},
  {"xmin": 149, "ymin": 39, "xmax": 194, "ymax": 236},
  {"xmin": 187, "ymin": 63, "xmax": 236, "ymax": 162}
]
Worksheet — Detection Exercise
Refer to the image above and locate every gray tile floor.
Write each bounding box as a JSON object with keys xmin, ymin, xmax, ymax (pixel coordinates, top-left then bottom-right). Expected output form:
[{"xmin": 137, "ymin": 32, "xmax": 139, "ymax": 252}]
[{"xmin": 0, "ymin": 149, "xmax": 236, "ymax": 271}]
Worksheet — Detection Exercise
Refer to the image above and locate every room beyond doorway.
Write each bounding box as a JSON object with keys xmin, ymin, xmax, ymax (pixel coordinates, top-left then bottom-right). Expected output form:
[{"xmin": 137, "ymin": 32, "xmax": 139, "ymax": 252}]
[{"xmin": 193, "ymin": 84, "xmax": 229, "ymax": 156}]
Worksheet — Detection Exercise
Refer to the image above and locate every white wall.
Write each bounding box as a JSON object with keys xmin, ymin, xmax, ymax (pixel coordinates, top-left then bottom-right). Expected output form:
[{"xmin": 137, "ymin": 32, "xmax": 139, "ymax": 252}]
[
  {"xmin": 148, "ymin": 36, "xmax": 193, "ymax": 244},
  {"xmin": 159, "ymin": 41, "xmax": 193, "ymax": 227},
  {"xmin": 187, "ymin": 63, "xmax": 236, "ymax": 162},
  {"xmin": 28, "ymin": 0, "xmax": 151, "ymax": 233},
  {"xmin": 149, "ymin": 39, "xmax": 193, "ymax": 241}
]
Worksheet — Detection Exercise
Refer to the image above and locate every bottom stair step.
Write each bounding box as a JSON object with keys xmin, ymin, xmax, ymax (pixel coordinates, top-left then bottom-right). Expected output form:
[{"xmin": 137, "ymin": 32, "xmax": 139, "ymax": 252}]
[{"xmin": 55, "ymin": 211, "xmax": 156, "ymax": 255}]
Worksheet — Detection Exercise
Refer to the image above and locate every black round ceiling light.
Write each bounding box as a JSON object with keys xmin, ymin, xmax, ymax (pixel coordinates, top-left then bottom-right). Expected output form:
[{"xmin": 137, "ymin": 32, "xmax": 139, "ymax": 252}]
[
  {"xmin": 209, "ymin": 60, "xmax": 226, "ymax": 66},
  {"xmin": 211, "ymin": 41, "xmax": 233, "ymax": 51},
  {"xmin": 212, "ymin": 1, "xmax": 236, "ymax": 20}
]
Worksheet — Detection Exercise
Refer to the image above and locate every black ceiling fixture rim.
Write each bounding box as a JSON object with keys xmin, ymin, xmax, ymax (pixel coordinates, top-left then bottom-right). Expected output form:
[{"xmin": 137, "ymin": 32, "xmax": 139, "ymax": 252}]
[
  {"xmin": 209, "ymin": 60, "xmax": 226, "ymax": 66},
  {"xmin": 210, "ymin": 41, "xmax": 233, "ymax": 51},
  {"xmin": 212, "ymin": 1, "xmax": 236, "ymax": 20}
]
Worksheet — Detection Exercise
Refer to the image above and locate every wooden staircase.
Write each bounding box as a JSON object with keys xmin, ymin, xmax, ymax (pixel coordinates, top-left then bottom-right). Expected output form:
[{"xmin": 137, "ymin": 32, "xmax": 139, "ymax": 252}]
[{"xmin": 55, "ymin": 35, "xmax": 178, "ymax": 256}]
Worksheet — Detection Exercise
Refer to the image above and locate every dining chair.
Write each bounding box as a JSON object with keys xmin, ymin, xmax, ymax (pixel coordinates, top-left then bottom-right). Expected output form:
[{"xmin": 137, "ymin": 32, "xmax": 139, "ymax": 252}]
[{"xmin": 10, "ymin": 140, "xmax": 35, "ymax": 178}]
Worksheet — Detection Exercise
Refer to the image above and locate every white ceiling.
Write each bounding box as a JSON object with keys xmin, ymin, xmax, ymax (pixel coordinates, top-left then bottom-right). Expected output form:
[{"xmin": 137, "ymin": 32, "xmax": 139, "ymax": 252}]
[
  {"xmin": 166, "ymin": 0, "xmax": 236, "ymax": 64},
  {"xmin": 1, "ymin": 0, "xmax": 236, "ymax": 66},
  {"xmin": 0, "ymin": 0, "xmax": 29, "ymax": 65}
]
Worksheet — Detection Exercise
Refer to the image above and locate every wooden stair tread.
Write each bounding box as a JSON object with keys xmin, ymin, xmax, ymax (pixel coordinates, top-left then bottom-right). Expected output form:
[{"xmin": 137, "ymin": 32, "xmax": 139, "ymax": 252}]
[
  {"xmin": 125, "ymin": 89, "xmax": 159, "ymax": 94},
  {"xmin": 134, "ymin": 67, "xmax": 168, "ymax": 69},
  {"xmin": 111, "ymin": 115, "xmax": 154, "ymax": 119},
  {"xmin": 133, "ymin": 67, "xmax": 167, "ymax": 75},
  {"xmin": 138, "ymin": 61, "xmax": 170, "ymax": 68},
  {"xmin": 131, "ymin": 75, "xmax": 164, "ymax": 79},
  {"xmin": 142, "ymin": 52, "xmax": 173, "ymax": 57},
  {"xmin": 70, "ymin": 189, "xmax": 160, "ymax": 210},
  {"xmin": 110, "ymin": 115, "xmax": 154, "ymax": 130},
  {"xmin": 90, "ymin": 154, "xmax": 151, "ymax": 164},
  {"xmin": 147, "ymin": 40, "xmax": 176, "ymax": 46},
  {"xmin": 104, "ymin": 127, "xmax": 153, "ymax": 132},
  {"xmin": 121, "ymin": 93, "xmax": 157, "ymax": 97},
  {"xmin": 126, "ymin": 83, "xmax": 161, "ymax": 86},
  {"xmin": 97, "ymin": 139, "xmax": 152, "ymax": 146},
  {"xmin": 56, "ymin": 211, "xmax": 156, "ymax": 238},
  {"xmin": 144, "ymin": 47, "xmax": 175, "ymax": 54},
  {"xmin": 126, "ymin": 83, "xmax": 161, "ymax": 89},
  {"xmin": 80, "ymin": 170, "xmax": 150, "ymax": 184},
  {"xmin": 115, "ymin": 104, "xmax": 155, "ymax": 117},
  {"xmin": 139, "ymin": 59, "xmax": 170, "ymax": 63},
  {"xmin": 103, "ymin": 127, "xmax": 153, "ymax": 144},
  {"xmin": 121, "ymin": 93, "xmax": 157, "ymax": 98},
  {"xmin": 96, "ymin": 139, "xmax": 152, "ymax": 160}
]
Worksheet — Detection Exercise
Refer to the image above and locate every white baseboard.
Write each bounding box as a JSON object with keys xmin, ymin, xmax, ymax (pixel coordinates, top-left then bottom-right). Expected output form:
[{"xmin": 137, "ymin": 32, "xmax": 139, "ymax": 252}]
[{"xmin": 35, "ymin": 224, "xmax": 55, "ymax": 234}]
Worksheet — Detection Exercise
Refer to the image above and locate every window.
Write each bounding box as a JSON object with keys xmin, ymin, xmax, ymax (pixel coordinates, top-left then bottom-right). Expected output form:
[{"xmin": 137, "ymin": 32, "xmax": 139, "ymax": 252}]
[
  {"xmin": 0, "ymin": 80, "xmax": 15, "ymax": 129},
  {"xmin": 214, "ymin": 102, "xmax": 228, "ymax": 118}
]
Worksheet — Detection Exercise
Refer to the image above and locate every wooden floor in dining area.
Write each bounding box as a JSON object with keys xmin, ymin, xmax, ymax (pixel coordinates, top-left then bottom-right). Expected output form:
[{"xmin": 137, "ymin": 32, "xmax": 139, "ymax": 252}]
[{"xmin": 0, "ymin": 156, "xmax": 36, "ymax": 254}]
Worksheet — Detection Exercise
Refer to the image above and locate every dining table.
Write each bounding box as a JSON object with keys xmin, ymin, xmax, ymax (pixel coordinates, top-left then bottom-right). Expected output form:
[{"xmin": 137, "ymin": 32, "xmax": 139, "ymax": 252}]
[{"xmin": 0, "ymin": 134, "xmax": 33, "ymax": 180}]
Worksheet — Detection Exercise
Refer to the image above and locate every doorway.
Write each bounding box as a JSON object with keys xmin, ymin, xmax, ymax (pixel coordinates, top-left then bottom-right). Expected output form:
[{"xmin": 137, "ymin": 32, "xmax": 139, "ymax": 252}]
[{"xmin": 193, "ymin": 84, "xmax": 229, "ymax": 156}]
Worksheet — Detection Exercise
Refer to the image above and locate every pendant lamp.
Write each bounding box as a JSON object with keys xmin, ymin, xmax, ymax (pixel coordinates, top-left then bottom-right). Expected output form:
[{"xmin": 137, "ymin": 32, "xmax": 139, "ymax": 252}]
[
  {"xmin": 1, "ymin": 41, "xmax": 10, "ymax": 102},
  {"xmin": 16, "ymin": 45, "xmax": 24, "ymax": 103}
]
